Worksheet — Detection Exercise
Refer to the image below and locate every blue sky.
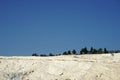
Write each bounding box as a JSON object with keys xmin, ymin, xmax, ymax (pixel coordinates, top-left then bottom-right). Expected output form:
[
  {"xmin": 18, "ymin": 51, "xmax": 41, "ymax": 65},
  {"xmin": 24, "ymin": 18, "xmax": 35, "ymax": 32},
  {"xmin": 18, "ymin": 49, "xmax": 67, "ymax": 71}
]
[{"xmin": 0, "ymin": 0, "xmax": 120, "ymax": 56}]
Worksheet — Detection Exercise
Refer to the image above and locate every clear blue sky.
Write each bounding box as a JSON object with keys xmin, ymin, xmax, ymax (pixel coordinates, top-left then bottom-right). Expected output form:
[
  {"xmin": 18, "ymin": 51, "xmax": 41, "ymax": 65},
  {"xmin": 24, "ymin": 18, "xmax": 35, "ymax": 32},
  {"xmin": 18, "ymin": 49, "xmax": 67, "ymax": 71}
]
[{"xmin": 0, "ymin": 0, "xmax": 120, "ymax": 56}]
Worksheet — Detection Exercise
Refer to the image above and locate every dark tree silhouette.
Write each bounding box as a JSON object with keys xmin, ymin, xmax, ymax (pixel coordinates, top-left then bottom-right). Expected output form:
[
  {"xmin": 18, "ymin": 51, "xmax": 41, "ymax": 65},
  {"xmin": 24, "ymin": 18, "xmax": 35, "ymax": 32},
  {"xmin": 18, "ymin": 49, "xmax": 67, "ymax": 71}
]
[
  {"xmin": 72, "ymin": 49, "xmax": 77, "ymax": 55},
  {"xmin": 49, "ymin": 53, "xmax": 54, "ymax": 56},
  {"xmin": 32, "ymin": 53, "xmax": 38, "ymax": 56},
  {"xmin": 104, "ymin": 48, "xmax": 108, "ymax": 53},
  {"xmin": 68, "ymin": 50, "xmax": 71, "ymax": 55},
  {"xmin": 90, "ymin": 47, "xmax": 94, "ymax": 54},
  {"xmin": 63, "ymin": 51, "xmax": 68, "ymax": 55},
  {"xmin": 97, "ymin": 48, "xmax": 103, "ymax": 54},
  {"xmin": 90, "ymin": 47, "xmax": 97, "ymax": 54},
  {"xmin": 40, "ymin": 54, "xmax": 47, "ymax": 56},
  {"xmin": 80, "ymin": 47, "xmax": 88, "ymax": 54}
]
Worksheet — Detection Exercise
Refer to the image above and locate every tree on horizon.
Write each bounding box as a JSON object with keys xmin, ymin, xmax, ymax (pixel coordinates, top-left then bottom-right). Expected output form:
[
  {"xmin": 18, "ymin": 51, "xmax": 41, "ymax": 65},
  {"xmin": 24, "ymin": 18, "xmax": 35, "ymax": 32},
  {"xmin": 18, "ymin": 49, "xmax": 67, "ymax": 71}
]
[
  {"xmin": 80, "ymin": 47, "xmax": 88, "ymax": 54},
  {"xmin": 68, "ymin": 50, "xmax": 71, "ymax": 55},
  {"xmin": 32, "ymin": 53, "xmax": 38, "ymax": 56},
  {"xmin": 90, "ymin": 47, "xmax": 97, "ymax": 54},
  {"xmin": 72, "ymin": 49, "xmax": 77, "ymax": 55},
  {"xmin": 63, "ymin": 51, "xmax": 68, "ymax": 55},
  {"xmin": 97, "ymin": 48, "xmax": 103, "ymax": 54},
  {"xmin": 104, "ymin": 48, "xmax": 108, "ymax": 53}
]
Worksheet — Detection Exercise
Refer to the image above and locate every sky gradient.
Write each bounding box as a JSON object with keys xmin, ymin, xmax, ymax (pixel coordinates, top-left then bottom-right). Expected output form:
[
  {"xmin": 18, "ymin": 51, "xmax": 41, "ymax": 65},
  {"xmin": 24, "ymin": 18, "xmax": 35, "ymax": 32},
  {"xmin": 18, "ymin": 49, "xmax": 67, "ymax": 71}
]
[{"xmin": 0, "ymin": 0, "xmax": 120, "ymax": 56}]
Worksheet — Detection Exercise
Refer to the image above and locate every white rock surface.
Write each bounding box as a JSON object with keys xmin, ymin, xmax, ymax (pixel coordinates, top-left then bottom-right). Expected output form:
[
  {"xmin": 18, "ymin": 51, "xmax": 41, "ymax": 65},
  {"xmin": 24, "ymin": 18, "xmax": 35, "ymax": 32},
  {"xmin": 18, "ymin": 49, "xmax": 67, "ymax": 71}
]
[{"xmin": 0, "ymin": 53, "xmax": 120, "ymax": 80}]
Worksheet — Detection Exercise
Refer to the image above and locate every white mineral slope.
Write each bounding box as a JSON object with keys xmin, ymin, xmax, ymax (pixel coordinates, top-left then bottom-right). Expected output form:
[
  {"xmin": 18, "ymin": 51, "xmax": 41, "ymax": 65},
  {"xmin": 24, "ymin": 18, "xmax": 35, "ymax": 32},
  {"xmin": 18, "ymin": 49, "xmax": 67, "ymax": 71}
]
[{"xmin": 0, "ymin": 53, "xmax": 120, "ymax": 80}]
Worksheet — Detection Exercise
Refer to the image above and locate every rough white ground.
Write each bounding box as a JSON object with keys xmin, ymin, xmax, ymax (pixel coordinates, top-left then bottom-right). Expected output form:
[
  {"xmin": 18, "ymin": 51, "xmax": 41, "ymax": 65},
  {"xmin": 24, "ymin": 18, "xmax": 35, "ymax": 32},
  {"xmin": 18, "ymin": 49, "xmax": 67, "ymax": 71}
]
[{"xmin": 0, "ymin": 53, "xmax": 120, "ymax": 80}]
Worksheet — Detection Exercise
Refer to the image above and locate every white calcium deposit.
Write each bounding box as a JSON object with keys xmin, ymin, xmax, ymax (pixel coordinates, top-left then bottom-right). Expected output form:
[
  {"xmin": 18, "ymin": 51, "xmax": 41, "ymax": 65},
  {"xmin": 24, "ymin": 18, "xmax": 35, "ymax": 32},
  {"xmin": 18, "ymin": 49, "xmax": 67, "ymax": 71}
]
[{"xmin": 0, "ymin": 53, "xmax": 120, "ymax": 80}]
